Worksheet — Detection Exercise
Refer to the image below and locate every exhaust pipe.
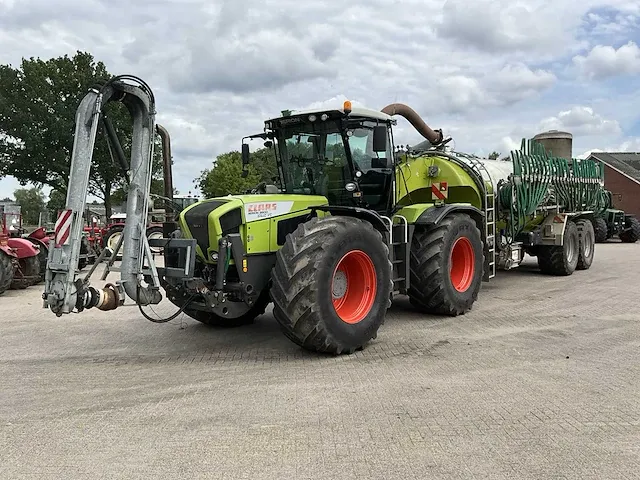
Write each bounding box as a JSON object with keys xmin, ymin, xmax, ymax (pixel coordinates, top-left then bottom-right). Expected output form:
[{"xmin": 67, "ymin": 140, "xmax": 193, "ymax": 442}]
[
  {"xmin": 380, "ymin": 103, "xmax": 444, "ymax": 145},
  {"xmin": 155, "ymin": 124, "xmax": 178, "ymax": 238}
]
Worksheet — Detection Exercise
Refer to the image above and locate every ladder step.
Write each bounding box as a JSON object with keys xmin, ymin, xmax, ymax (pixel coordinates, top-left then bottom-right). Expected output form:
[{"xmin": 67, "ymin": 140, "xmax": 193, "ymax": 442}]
[
  {"xmin": 393, "ymin": 277, "xmax": 405, "ymax": 282},
  {"xmin": 392, "ymin": 259, "xmax": 404, "ymax": 265}
]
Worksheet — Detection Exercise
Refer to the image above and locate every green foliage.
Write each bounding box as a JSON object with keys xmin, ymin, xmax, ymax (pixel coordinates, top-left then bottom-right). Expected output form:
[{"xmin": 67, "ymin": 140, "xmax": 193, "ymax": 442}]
[
  {"xmin": 0, "ymin": 50, "xmax": 163, "ymax": 217},
  {"xmin": 197, "ymin": 147, "xmax": 278, "ymax": 198},
  {"xmin": 13, "ymin": 187, "xmax": 45, "ymax": 225},
  {"xmin": 47, "ymin": 189, "xmax": 66, "ymax": 214},
  {"xmin": 488, "ymin": 151, "xmax": 500, "ymax": 160}
]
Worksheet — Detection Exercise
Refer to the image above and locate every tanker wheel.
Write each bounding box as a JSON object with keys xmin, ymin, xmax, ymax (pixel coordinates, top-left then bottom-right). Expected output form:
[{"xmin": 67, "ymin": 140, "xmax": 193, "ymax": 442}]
[
  {"xmin": 619, "ymin": 217, "xmax": 640, "ymax": 243},
  {"xmin": 270, "ymin": 216, "xmax": 393, "ymax": 355},
  {"xmin": 537, "ymin": 220, "xmax": 579, "ymax": 276},
  {"xmin": 176, "ymin": 289, "xmax": 272, "ymax": 328},
  {"xmin": 0, "ymin": 251, "xmax": 14, "ymax": 295},
  {"xmin": 576, "ymin": 219, "xmax": 595, "ymax": 270},
  {"xmin": 408, "ymin": 213, "xmax": 483, "ymax": 316},
  {"xmin": 592, "ymin": 217, "xmax": 607, "ymax": 243}
]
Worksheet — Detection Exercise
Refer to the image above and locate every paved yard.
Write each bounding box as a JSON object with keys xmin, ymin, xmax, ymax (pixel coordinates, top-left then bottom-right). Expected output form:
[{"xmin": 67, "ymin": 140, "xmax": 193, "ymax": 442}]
[{"xmin": 0, "ymin": 243, "xmax": 639, "ymax": 479}]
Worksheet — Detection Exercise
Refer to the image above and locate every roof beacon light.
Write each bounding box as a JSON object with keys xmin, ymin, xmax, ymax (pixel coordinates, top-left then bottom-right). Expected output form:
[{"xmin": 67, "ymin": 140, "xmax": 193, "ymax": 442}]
[{"xmin": 343, "ymin": 100, "xmax": 352, "ymax": 114}]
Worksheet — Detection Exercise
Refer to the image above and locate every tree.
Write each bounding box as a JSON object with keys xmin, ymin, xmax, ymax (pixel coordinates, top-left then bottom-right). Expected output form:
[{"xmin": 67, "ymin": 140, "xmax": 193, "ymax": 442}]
[
  {"xmin": 197, "ymin": 147, "xmax": 278, "ymax": 198},
  {"xmin": 47, "ymin": 189, "xmax": 66, "ymax": 214},
  {"xmin": 0, "ymin": 50, "xmax": 161, "ymax": 218},
  {"xmin": 13, "ymin": 187, "xmax": 45, "ymax": 225},
  {"xmin": 488, "ymin": 151, "xmax": 500, "ymax": 160}
]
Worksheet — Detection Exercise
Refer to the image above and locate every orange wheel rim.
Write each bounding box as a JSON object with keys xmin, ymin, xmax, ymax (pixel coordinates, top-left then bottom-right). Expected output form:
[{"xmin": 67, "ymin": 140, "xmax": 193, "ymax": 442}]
[
  {"xmin": 331, "ymin": 250, "xmax": 377, "ymax": 324},
  {"xmin": 449, "ymin": 237, "xmax": 475, "ymax": 292}
]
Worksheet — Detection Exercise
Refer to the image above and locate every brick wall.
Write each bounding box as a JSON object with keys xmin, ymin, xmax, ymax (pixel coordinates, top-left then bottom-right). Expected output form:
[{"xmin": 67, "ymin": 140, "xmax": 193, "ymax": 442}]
[{"xmin": 604, "ymin": 165, "xmax": 640, "ymax": 217}]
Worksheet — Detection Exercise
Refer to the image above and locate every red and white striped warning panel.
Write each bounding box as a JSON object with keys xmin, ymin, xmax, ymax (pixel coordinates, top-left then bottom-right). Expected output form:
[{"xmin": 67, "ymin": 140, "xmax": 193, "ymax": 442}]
[
  {"xmin": 54, "ymin": 209, "xmax": 73, "ymax": 247},
  {"xmin": 431, "ymin": 181, "xmax": 448, "ymax": 200}
]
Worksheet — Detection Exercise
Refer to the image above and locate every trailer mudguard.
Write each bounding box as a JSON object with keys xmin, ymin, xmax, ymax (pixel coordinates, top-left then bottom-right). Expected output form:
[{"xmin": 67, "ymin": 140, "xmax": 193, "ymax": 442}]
[{"xmin": 310, "ymin": 205, "xmax": 389, "ymax": 235}]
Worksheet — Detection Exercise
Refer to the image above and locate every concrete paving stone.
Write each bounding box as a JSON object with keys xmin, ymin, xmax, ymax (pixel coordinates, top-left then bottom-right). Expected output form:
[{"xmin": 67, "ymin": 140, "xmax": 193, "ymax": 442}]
[{"xmin": 0, "ymin": 243, "xmax": 639, "ymax": 479}]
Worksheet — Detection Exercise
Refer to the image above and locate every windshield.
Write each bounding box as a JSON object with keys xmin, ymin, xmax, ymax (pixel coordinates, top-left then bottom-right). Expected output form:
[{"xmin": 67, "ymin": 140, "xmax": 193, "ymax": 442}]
[{"xmin": 273, "ymin": 118, "xmax": 392, "ymax": 205}]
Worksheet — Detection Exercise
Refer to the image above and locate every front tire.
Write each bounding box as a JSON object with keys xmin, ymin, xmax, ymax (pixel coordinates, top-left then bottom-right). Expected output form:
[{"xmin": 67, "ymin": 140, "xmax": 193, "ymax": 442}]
[
  {"xmin": 576, "ymin": 219, "xmax": 595, "ymax": 270},
  {"xmin": 592, "ymin": 217, "xmax": 607, "ymax": 243},
  {"xmin": 408, "ymin": 213, "xmax": 484, "ymax": 316},
  {"xmin": 619, "ymin": 217, "xmax": 640, "ymax": 243},
  {"xmin": 537, "ymin": 220, "xmax": 579, "ymax": 275},
  {"xmin": 270, "ymin": 216, "xmax": 393, "ymax": 355},
  {"xmin": 146, "ymin": 226, "xmax": 164, "ymax": 254}
]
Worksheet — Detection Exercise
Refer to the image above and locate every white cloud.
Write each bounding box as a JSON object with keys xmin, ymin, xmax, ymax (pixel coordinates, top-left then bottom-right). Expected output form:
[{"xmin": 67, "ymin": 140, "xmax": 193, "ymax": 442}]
[
  {"xmin": 538, "ymin": 106, "xmax": 621, "ymax": 136},
  {"xmin": 573, "ymin": 41, "xmax": 640, "ymax": 79},
  {"xmin": 0, "ymin": 0, "xmax": 639, "ymax": 198}
]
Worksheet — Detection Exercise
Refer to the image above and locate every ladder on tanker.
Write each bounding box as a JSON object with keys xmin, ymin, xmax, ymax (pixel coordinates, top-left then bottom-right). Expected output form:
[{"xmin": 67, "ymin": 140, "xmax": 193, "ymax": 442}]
[{"xmin": 458, "ymin": 155, "xmax": 496, "ymax": 280}]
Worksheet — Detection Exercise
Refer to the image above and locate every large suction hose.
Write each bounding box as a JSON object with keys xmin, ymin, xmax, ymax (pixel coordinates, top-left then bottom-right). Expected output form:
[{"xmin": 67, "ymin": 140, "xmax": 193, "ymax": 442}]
[{"xmin": 380, "ymin": 103, "xmax": 444, "ymax": 144}]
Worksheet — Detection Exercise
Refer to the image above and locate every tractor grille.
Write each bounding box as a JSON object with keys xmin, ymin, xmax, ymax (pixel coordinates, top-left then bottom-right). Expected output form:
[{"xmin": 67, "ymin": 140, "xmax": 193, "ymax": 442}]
[
  {"xmin": 219, "ymin": 208, "xmax": 242, "ymax": 235},
  {"xmin": 183, "ymin": 201, "xmax": 225, "ymax": 255}
]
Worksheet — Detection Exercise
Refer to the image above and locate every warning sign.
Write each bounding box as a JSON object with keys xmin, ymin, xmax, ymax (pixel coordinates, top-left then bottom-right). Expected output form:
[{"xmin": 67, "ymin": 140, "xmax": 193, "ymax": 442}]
[{"xmin": 431, "ymin": 182, "xmax": 448, "ymax": 200}]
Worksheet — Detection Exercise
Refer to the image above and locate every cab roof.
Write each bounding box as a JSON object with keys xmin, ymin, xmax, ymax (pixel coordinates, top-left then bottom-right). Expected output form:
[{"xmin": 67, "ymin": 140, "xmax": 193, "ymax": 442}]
[{"xmin": 266, "ymin": 105, "xmax": 396, "ymax": 124}]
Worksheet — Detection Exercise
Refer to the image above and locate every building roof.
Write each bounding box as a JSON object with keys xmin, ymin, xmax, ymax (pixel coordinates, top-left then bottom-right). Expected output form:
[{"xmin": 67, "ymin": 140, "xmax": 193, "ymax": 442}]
[{"xmin": 587, "ymin": 152, "xmax": 640, "ymax": 185}]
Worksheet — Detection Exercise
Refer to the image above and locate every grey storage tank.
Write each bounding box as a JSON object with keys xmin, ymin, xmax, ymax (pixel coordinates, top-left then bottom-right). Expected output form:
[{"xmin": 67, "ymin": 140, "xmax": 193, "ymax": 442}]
[{"xmin": 532, "ymin": 130, "xmax": 573, "ymax": 161}]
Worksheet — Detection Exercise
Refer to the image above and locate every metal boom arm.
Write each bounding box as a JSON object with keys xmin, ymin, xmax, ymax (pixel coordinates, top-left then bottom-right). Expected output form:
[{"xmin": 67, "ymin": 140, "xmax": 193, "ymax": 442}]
[{"xmin": 43, "ymin": 76, "xmax": 163, "ymax": 316}]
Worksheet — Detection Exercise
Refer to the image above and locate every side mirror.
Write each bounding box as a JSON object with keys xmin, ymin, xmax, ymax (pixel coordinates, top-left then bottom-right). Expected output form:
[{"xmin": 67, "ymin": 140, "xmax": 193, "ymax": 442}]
[
  {"xmin": 372, "ymin": 125, "xmax": 387, "ymax": 152},
  {"xmin": 241, "ymin": 143, "xmax": 250, "ymax": 178}
]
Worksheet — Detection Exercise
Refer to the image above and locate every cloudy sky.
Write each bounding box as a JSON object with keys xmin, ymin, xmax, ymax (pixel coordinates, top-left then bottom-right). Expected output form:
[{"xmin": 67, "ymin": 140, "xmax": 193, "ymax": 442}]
[{"xmin": 1, "ymin": 0, "xmax": 640, "ymax": 201}]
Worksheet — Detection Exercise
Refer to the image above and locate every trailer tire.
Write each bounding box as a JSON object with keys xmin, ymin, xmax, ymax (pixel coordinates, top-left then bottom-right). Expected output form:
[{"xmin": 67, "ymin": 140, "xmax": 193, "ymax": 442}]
[
  {"xmin": 537, "ymin": 220, "xmax": 579, "ymax": 276},
  {"xmin": 619, "ymin": 216, "xmax": 640, "ymax": 243},
  {"xmin": 576, "ymin": 219, "xmax": 595, "ymax": 270},
  {"xmin": 181, "ymin": 289, "xmax": 271, "ymax": 328},
  {"xmin": 270, "ymin": 216, "xmax": 393, "ymax": 355},
  {"xmin": 408, "ymin": 213, "xmax": 484, "ymax": 316},
  {"xmin": 0, "ymin": 251, "xmax": 13, "ymax": 295},
  {"xmin": 592, "ymin": 217, "xmax": 607, "ymax": 243}
]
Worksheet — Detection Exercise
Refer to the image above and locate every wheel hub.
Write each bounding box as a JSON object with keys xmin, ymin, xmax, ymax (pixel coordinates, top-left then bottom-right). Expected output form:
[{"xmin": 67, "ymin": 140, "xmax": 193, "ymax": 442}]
[
  {"xmin": 332, "ymin": 270, "xmax": 347, "ymax": 299},
  {"xmin": 331, "ymin": 250, "xmax": 377, "ymax": 324}
]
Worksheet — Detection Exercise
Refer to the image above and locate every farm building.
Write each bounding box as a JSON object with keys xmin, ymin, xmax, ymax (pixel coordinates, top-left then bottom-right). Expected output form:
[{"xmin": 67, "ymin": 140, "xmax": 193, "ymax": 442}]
[{"xmin": 586, "ymin": 152, "xmax": 640, "ymax": 218}]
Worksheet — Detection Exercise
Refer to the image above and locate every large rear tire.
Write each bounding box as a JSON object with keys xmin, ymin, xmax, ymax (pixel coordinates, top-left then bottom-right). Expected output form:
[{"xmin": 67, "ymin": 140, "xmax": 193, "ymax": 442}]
[
  {"xmin": 537, "ymin": 220, "xmax": 579, "ymax": 275},
  {"xmin": 0, "ymin": 251, "xmax": 14, "ymax": 295},
  {"xmin": 576, "ymin": 219, "xmax": 595, "ymax": 270},
  {"xmin": 408, "ymin": 213, "xmax": 484, "ymax": 316},
  {"xmin": 592, "ymin": 217, "xmax": 607, "ymax": 243},
  {"xmin": 11, "ymin": 256, "xmax": 39, "ymax": 289},
  {"xmin": 270, "ymin": 216, "xmax": 393, "ymax": 355},
  {"xmin": 619, "ymin": 217, "xmax": 640, "ymax": 243}
]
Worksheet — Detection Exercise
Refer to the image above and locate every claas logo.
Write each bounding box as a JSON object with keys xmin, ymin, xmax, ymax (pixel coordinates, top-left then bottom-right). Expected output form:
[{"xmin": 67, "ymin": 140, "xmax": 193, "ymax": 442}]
[{"xmin": 248, "ymin": 203, "xmax": 278, "ymax": 213}]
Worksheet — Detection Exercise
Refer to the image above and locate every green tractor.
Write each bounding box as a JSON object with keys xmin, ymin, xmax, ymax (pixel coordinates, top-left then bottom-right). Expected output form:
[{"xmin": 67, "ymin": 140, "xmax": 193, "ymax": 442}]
[
  {"xmin": 591, "ymin": 190, "xmax": 640, "ymax": 243},
  {"xmin": 44, "ymin": 77, "xmax": 604, "ymax": 356}
]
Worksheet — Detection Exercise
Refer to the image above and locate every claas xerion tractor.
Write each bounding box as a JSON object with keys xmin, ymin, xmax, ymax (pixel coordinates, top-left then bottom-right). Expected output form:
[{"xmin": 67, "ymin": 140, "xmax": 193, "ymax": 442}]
[{"xmin": 43, "ymin": 75, "xmax": 603, "ymax": 355}]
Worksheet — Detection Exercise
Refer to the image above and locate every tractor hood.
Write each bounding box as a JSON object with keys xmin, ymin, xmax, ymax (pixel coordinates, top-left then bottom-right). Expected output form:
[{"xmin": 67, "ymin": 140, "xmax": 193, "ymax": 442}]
[{"xmin": 177, "ymin": 194, "xmax": 329, "ymax": 260}]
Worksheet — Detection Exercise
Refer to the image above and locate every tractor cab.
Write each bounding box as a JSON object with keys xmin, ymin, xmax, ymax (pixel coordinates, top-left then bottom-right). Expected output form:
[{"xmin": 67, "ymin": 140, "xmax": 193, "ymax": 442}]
[{"xmin": 243, "ymin": 101, "xmax": 397, "ymax": 214}]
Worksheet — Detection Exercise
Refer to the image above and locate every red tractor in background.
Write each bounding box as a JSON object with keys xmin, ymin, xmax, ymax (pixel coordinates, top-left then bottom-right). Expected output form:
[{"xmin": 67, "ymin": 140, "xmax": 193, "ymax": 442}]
[
  {"xmin": 100, "ymin": 194, "xmax": 200, "ymax": 257},
  {"xmin": 0, "ymin": 205, "xmax": 43, "ymax": 294}
]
